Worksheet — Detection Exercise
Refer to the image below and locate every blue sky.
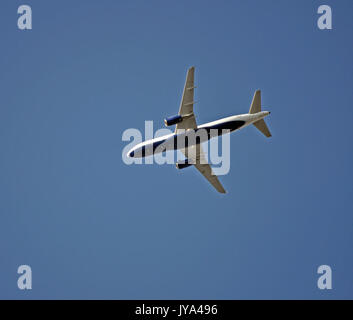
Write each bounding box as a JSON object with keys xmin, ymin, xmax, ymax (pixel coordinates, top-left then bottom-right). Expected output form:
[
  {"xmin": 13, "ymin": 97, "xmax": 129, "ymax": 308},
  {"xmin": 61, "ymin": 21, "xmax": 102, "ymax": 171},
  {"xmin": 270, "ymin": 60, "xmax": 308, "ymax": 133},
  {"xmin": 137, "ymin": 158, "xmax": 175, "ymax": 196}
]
[{"xmin": 0, "ymin": 0, "xmax": 352, "ymax": 299}]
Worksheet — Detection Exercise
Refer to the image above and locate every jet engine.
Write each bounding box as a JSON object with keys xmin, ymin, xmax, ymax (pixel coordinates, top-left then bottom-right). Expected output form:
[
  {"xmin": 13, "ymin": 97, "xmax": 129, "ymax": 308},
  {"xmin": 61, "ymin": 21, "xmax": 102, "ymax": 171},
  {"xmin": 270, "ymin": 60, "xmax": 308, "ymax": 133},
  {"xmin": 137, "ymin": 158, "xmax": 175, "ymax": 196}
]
[{"xmin": 164, "ymin": 115, "xmax": 183, "ymax": 127}]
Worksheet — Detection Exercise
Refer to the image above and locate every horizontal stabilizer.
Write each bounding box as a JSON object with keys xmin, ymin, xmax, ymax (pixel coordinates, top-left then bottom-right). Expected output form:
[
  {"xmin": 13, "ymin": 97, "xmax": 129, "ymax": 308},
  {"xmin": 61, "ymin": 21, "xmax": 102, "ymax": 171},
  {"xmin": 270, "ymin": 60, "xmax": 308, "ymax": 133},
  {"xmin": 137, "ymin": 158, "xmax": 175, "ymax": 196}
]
[{"xmin": 253, "ymin": 119, "xmax": 271, "ymax": 137}]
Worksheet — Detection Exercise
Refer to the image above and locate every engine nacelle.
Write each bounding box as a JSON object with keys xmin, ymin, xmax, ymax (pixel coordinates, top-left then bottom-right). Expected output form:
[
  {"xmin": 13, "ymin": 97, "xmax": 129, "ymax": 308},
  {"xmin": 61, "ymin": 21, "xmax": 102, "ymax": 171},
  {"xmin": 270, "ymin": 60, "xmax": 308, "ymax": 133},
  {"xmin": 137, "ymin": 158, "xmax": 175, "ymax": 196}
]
[
  {"xmin": 164, "ymin": 115, "xmax": 183, "ymax": 127},
  {"xmin": 175, "ymin": 161, "xmax": 193, "ymax": 169}
]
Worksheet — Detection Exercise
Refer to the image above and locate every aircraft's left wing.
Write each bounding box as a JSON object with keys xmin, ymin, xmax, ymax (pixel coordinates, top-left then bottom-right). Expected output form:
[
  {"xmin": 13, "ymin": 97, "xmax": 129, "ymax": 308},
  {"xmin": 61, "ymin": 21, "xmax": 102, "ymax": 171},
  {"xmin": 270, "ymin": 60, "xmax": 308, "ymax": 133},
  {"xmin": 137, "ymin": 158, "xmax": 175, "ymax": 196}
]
[
  {"xmin": 176, "ymin": 66, "xmax": 197, "ymax": 132},
  {"xmin": 180, "ymin": 144, "xmax": 226, "ymax": 194}
]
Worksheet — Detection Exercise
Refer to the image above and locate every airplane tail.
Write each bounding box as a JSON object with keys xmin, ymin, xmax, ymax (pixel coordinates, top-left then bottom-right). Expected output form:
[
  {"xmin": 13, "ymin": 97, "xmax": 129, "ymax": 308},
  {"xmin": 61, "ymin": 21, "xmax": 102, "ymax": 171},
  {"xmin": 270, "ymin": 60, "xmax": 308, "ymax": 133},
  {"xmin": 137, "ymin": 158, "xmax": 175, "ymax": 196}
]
[
  {"xmin": 249, "ymin": 90, "xmax": 261, "ymax": 114},
  {"xmin": 249, "ymin": 90, "xmax": 272, "ymax": 137},
  {"xmin": 253, "ymin": 119, "xmax": 272, "ymax": 137}
]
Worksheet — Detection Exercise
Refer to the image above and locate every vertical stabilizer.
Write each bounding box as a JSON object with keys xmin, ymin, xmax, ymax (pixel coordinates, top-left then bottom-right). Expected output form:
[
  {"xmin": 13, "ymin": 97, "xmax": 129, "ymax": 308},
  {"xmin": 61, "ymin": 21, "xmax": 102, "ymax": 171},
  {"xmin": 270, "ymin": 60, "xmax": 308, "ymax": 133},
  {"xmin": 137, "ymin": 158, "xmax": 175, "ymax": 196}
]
[{"xmin": 249, "ymin": 90, "xmax": 261, "ymax": 114}]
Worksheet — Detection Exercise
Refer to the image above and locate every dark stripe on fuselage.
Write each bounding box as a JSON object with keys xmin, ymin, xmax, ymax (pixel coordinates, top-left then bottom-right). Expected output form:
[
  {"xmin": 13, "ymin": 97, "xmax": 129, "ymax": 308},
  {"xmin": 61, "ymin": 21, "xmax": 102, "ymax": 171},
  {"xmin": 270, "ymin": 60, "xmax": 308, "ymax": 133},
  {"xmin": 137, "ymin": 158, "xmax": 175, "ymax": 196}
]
[{"xmin": 137, "ymin": 120, "xmax": 246, "ymax": 155}]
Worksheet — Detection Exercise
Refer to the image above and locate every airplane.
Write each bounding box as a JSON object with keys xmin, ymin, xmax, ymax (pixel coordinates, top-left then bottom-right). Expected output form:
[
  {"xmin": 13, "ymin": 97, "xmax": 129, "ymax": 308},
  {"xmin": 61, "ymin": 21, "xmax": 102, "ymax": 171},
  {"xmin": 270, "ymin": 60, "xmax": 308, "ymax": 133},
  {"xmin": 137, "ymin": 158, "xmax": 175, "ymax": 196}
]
[{"xmin": 127, "ymin": 66, "xmax": 271, "ymax": 193}]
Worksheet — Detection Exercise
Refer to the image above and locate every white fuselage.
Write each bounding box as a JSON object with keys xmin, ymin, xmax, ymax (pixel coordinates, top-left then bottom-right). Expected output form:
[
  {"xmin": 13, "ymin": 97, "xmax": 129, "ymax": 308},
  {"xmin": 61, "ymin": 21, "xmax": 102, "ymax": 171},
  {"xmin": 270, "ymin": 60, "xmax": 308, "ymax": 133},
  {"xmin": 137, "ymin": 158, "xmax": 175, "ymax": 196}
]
[{"xmin": 127, "ymin": 111, "xmax": 270, "ymax": 158}]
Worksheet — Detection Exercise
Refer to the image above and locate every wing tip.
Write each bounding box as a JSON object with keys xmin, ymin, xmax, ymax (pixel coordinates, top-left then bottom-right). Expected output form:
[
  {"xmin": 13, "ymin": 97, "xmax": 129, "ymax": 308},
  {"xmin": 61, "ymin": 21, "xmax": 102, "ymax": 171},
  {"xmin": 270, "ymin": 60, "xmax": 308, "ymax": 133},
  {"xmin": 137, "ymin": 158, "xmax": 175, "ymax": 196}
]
[{"xmin": 219, "ymin": 188, "xmax": 227, "ymax": 194}]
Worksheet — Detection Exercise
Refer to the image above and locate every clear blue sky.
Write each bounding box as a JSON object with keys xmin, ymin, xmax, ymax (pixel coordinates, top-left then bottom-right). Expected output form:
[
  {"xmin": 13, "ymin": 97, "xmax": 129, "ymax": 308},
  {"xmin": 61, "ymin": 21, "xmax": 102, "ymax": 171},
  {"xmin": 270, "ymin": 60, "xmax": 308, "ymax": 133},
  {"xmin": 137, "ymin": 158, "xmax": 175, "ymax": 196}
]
[{"xmin": 0, "ymin": 0, "xmax": 352, "ymax": 299}]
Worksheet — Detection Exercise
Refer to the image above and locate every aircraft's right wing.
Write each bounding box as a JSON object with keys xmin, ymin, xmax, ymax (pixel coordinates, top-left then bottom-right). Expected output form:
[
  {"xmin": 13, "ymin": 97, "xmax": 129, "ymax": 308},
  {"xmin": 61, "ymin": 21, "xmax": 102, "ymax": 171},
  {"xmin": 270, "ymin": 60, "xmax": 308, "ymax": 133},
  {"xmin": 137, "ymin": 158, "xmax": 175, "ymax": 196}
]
[
  {"xmin": 180, "ymin": 144, "xmax": 226, "ymax": 194},
  {"xmin": 176, "ymin": 66, "xmax": 197, "ymax": 132}
]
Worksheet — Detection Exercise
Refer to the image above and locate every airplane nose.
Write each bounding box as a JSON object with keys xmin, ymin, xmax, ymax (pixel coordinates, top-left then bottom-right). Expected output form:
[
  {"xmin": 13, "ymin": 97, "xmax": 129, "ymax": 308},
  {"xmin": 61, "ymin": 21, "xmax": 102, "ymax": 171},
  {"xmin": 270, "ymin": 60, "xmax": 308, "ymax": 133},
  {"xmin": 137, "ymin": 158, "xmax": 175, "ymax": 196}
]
[{"xmin": 128, "ymin": 150, "xmax": 134, "ymax": 158}]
